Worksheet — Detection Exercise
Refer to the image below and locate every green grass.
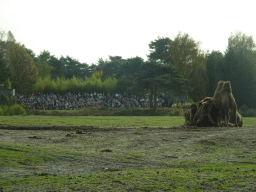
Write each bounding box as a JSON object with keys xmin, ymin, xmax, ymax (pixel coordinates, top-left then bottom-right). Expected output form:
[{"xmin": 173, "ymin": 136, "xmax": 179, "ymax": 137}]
[
  {"xmin": 0, "ymin": 116, "xmax": 255, "ymax": 127},
  {"xmin": 1, "ymin": 115, "xmax": 256, "ymax": 191},
  {"xmin": 1, "ymin": 163, "xmax": 255, "ymax": 191},
  {"xmin": 0, "ymin": 115, "xmax": 185, "ymax": 127},
  {"xmin": 0, "ymin": 143, "xmax": 82, "ymax": 168}
]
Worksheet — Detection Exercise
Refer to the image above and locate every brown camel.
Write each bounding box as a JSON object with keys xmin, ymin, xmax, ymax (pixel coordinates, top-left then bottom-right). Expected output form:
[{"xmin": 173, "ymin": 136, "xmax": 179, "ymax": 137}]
[
  {"xmin": 196, "ymin": 101, "xmax": 215, "ymax": 127},
  {"xmin": 213, "ymin": 81, "xmax": 237, "ymax": 127}
]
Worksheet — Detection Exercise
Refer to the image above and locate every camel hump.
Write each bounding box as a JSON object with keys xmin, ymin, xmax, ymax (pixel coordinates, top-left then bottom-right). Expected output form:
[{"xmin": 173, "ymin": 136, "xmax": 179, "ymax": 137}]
[
  {"xmin": 221, "ymin": 81, "xmax": 232, "ymax": 93},
  {"xmin": 214, "ymin": 81, "xmax": 224, "ymax": 96}
]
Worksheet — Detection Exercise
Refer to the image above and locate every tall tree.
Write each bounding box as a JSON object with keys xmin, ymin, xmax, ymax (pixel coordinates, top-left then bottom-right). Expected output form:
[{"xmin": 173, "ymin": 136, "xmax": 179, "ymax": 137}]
[
  {"xmin": 133, "ymin": 61, "xmax": 188, "ymax": 108},
  {"xmin": 224, "ymin": 32, "xmax": 256, "ymax": 108},
  {"xmin": 206, "ymin": 51, "xmax": 225, "ymax": 96},
  {"xmin": 116, "ymin": 56, "xmax": 144, "ymax": 96},
  {"xmin": 48, "ymin": 56, "xmax": 66, "ymax": 79},
  {"xmin": 60, "ymin": 56, "xmax": 89, "ymax": 79},
  {"xmin": 8, "ymin": 43, "xmax": 39, "ymax": 93},
  {"xmin": 0, "ymin": 52, "xmax": 11, "ymax": 84},
  {"xmin": 38, "ymin": 50, "xmax": 51, "ymax": 63},
  {"xmin": 35, "ymin": 59, "xmax": 52, "ymax": 78},
  {"xmin": 148, "ymin": 36, "xmax": 173, "ymax": 65},
  {"xmin": 96, "ymin": 56, "xmax": 123, "ymax": 80},
  {"xmin": 169, "ymin": 32, "xmax": 208, "ymax": 101}
]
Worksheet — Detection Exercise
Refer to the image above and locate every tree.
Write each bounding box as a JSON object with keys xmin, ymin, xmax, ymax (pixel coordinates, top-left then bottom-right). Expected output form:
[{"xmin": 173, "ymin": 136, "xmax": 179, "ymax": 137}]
[
  {"xmin": 206, "ymin": 51, "xmax": 225, "ymax": 96},
  {"xmin": 48, "ymin": 56, "xmax": 66, "ymax": 79},
  {"xmin": 132, "ymin": 61, "xmax": 188, "ymax": 108},
  {"xmin": 0, "ymin": 30, "xmax": 7, "ymax": 53},
  {"xmin": 3, "ymin": 78, "xmax": 12, "ymax": 89},
  {"xmin": 35, "ymin": 59, "xmax": 53, "ymax": 78},
  {"xmin": 116, "ymin": 57, "xmax": 144, "ymax": 96},
  {"xmin": 223, "ymin": 32, "xmax": 256, "ymax": 108},
  {"xmin": 38, "ymin": 50, "xmax": 51, "ymax": 63},
  {"xmin": 24, "ymin": 47, "xmax": 36, "ymax": 60},
  {"xmin": 169, "ymin": 32, "xmax": 208, "ymax": 101},
  {"xmin": 96, "ymin": 56, "xmax": 123, "ymax": 80},
  {"xmin": 148, "ymin": 36, "xmax": 173, "ymax": 65},
  {"xmin": 8, "ymin": 43, "xmax": 39, "ymax": 93},
  {"xmin": 60, "ymin": 56, "xmax": 89, "ymax": 79},
  {"xmin": 0, "ymin": 52, "xmax": 11, "ymax": 84}
]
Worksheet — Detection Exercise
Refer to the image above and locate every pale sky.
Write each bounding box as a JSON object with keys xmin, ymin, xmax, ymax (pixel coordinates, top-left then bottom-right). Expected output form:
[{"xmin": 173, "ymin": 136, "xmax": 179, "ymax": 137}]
[{"xmin": 0, "ymin": 0, "xmax": 256, "ymax": 65}]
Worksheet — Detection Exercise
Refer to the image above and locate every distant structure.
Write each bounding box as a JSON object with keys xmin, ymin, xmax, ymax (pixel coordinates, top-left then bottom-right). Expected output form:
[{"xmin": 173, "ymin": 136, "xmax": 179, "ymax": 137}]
[{"xmin": 0, "ymin": 84, "xmax": 15, "ymax": 97}]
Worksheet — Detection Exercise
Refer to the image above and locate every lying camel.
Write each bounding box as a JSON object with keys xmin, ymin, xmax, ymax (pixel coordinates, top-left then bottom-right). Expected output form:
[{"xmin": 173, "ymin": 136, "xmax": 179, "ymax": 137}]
[{"xmin": 195, "ymin": 101, "xmax": 215, "ymax": 127}]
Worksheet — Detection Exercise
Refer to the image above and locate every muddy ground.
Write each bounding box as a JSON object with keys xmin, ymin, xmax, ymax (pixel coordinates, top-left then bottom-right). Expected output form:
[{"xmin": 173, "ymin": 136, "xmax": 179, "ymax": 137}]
[{"xmin": 1, "ymin": 125, "xmax": 256, "ymax": 178}]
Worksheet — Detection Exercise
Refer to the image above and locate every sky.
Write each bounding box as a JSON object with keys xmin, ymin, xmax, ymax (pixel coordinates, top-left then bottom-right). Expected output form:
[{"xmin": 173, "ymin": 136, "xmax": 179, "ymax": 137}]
[{"xmin": 0, "ymin": 0, "xmax": 256, "ymax": 65}]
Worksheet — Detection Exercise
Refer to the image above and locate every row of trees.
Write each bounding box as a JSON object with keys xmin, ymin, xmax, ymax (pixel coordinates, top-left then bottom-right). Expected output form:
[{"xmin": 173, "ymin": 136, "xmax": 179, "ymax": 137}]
[
  {"xmin": 1, "ymin": 30, "xmax": 256, "ymax": 108},
  {"xmin": 34, "ymin": 72, "xmax": 117, "ymax": 94}
]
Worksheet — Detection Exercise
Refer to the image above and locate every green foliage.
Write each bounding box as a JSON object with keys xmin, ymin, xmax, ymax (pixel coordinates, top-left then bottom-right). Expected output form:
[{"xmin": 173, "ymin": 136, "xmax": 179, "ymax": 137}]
[
  {"xmin": 60, "ymin": 55, "xmax": 89, "ymax": 79},
  {"xmin": 167, "ymin": 107, "xmax": 184, "ymax": 116},
  {"xmin": 239, "ymin": 104, "xmax": 256, "ymax": 117},
  {"xmin": 148, "ymin": 36, "xmax": 173, "ymax": 64},
  {"xmin": 10, "ymin": 104, "xmax": 27, "ymax": 115},
  {"xmin": 223, "ymin": 32, "xmax": 256, "ymax": 108},
  {"xmin": 0, "ymin": 95, "xmax": 15, "ymax": 106},
  {"xmin": 33, "ymin": 73, "xmax": 117, "ymax": 94},
  {"xmin": 35, "ymin": 59, "xmax": 52, "ymax": 78},
  {"xmin": 169, "ymin": 32, "xmax": 208, "ymax": 101},
  {"xmin": 48, "ymin": 56, "xmax": 66, "ymax": 79},
  {"xmin": 3, "ymin": 78, "xmax": 12, "ymax": 89},
  {"xmin": 0, "ymin": 106, "xmax": 3, "ymax": 116},
  {"xmin": 0, "ymin": 104, "xmax": 26, "ymax": 116},
  {"xmin": 0, "ymin": 52, "xmax": 11, "ymax": 84},
  {"xmin": 206, "ymin": 51, "xmax": 225, "ymax": 96},
  {"xmin": 8, "ymin": 43, "xmax": 39, "ymax": 93},
  {"xmin": 239, "ymin": 107, "xmax": 256, "ymax": 117},
  {"xmin": 0, "ymin": 105, "xmax": 11, "ymax": 115}
]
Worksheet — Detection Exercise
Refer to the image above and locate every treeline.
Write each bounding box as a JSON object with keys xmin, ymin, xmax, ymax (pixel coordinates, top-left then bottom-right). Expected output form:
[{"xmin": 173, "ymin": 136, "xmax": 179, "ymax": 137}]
[
  {"xmin": 34, "ymin": 72, "xmax": 117, "ymax": 94},
  {"xmin": 1, "ymin": 30, "xmax": 256, "ymax": 108}
]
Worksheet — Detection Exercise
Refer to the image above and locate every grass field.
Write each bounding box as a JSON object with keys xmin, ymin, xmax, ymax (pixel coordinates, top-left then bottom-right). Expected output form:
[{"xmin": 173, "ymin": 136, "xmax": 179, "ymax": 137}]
[
  {"xmin": 0, "ymin": 115, "xmax": 256, "ymax": 127},
  {"xmin": 0, "ymin": 116, "xmax": 185, "ymax": 127},
  {"xmin": 1, "ymin": 115, "xmax": 256, "ymax": 191}
]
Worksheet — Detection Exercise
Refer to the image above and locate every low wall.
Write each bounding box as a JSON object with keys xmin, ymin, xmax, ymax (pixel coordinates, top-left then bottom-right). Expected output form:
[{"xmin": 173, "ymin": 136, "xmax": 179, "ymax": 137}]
[{"xmin": 0, "ymin": 89, "xmax": 15, "ymax": 96}]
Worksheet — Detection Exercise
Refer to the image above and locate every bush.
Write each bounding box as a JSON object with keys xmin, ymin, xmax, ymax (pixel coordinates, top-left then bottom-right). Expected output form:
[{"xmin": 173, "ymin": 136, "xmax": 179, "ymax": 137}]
[
  {"xmin": 240, "ymin": 108, "xmax": 256, "ymax": 117},
  {"xmin": 1, "ymin": 105, "xmax": 12, "ymax": 115},
  {"xmin": 0, "ymin": 106, "xmax": 3, "ymax": 116},
  {"xmin": 240, "ymin": 104, "xmax": 248, "ymax": 111},
  {"xmin": 168, "ymin": 108, "xmax": 184, "ymax": 116},
  {"xmin": 0, "ymin": 95, "xmax": 15, "ymax": 106},
  {"xmin": 10, "ymin": 104, "xmax": 27, "ymax": 115},
  {"xmin": 0, "ymin": 104, "xmax": 27, "ymax": 116},
  {"xmin": 181, "ymin": 102, "xmax": 192, "ymax": 109}
]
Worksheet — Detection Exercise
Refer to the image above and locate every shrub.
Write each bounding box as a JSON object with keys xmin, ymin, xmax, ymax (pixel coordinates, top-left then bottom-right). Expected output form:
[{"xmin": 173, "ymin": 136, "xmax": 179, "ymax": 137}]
[
  {"xmin": 168, "ymin": 108, "xmax": 184, "ymax": 116},
  {"xmin": 0, "ymin": 104, "xmax": 27, "ymax": 116},
  {"xmin": 10, "ymin": 104, "xmax": 27, "ymax": 115},
  {"xmin": 1, "ymin": 105, "xmax": 12, "ymax": 115},
  {"xmin": 240, "ymin": 104, "xmax": 248, "ymax": 111},
  {"xmin": 0, "ymin": 95, "xmax": 15, "ymax": 106},
  {"xmin": 181, "ymin": 102, "xmax": 192, "ymax": 109},
  {"xmin": 0, "ymin": 106, "xmax": 3, "ymax": 116},
  {"xmin": 240, "ymin": 108, "xmax": 256, "ymax": 117}
]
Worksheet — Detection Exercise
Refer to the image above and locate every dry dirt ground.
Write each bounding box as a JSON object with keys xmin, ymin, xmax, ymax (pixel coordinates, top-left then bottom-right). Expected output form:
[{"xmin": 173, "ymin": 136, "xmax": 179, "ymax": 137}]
[{"xmin": 1, "ymin": 125, "xmax": 256, "ymax": 178}]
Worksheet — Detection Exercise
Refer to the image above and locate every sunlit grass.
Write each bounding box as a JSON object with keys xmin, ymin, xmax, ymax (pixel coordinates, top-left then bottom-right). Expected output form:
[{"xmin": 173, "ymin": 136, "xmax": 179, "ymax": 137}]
[
  {"xmin": 0, "ymin": 116, "xmax": 254, "ymax": 127},
  {"xmin": 0, "ymin": 116, "xmax": 184, "ymax": 127},
  {"xmin": 1, "ymin": 163, "xmax": 255, "ymax": 191}
]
